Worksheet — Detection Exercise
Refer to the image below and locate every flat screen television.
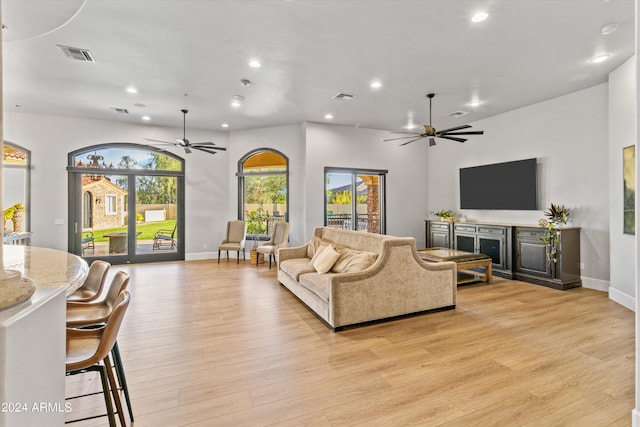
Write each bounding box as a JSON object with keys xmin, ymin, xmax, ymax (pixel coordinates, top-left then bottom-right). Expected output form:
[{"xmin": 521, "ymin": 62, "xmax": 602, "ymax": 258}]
[{"xmin": 459, "ymin": 158, "xmax": 537, "ymax": 210}]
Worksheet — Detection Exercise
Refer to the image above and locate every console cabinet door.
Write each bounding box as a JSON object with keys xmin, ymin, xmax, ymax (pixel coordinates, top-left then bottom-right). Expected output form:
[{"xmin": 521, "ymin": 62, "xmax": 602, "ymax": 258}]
[
  {"xmin": 425, "ymin": 220, "xmax": 452, "ymax": 248},
  {"xmin": 515, "ymin": 228, "xmax": 552, "ymax": 277}
]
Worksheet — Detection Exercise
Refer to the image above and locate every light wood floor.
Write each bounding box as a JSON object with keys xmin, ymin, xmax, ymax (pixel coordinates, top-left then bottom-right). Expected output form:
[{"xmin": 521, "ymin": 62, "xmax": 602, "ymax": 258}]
[{"xmin": 66, "ymin": 260, "xmax": 635, "ymax": 426}]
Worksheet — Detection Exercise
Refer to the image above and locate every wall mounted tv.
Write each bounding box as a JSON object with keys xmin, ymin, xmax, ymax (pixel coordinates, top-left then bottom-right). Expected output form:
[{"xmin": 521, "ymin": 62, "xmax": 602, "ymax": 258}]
[{"xmin": 459, "ymin": 158, "xmax": 537, "ymax": 210}]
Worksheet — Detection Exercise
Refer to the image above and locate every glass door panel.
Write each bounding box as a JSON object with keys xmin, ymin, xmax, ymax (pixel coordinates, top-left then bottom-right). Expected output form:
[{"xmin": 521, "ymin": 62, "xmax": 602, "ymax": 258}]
[
  {"xmin": 326, "ymin": 172, "xmax": 353, "ymax": 230},
  {"xmin": 136, "ymin": 175, "xmax": 178, "ymax": 255},
  {"xmin": 356, "ymin": 174, "xmax": 380, "ymax": 233},
  {"xmin": 80, "ymin": 173, "xmax": 128, "ymax": 257}
]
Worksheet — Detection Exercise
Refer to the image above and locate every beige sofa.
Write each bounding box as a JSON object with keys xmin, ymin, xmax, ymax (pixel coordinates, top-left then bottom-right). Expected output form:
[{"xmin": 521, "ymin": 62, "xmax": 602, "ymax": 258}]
[{"xmin": 277, "ymin": 227, "xmax": 457, "ymax": 330}]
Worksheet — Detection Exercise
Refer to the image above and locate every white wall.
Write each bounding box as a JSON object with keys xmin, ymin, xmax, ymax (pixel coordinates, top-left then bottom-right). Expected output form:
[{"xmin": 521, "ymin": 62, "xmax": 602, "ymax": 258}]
[
  {"xmin": 304, "ymin": 122, "xmax": 429, "ymax": 246},
  {"xmin": 3, "ymin": 112, "xmax": 229, "ymax": 257},
  {"xmin": 426, "ymin": 84, "xmax": 610, "ymax": 288},
  {"xmin": 609, "ymin": 55, "xmax": 637, "ymax": 309}
]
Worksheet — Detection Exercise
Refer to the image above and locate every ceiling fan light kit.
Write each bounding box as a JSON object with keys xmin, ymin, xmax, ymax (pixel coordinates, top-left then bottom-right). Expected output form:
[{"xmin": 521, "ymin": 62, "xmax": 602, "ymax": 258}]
[
  {"xmin": 384, "ymin": 93, "xmax": 484, "ymax": 147},
  {"xmin": 144, "ymin": 109, "xmax": 227, "ymax": 155}
]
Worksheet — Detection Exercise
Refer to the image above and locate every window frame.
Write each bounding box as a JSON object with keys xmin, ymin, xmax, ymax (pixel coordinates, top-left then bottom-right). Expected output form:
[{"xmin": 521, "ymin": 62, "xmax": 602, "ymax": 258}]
[{"xmin": 237, "ymin": 148, "xmax": 289, "ymax": 224}]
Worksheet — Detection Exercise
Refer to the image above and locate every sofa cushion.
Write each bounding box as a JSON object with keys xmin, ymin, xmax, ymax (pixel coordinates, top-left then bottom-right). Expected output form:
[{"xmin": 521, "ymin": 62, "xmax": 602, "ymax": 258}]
[
  {"xmin": 299, "ymin": 272, "xmax": 332, "ymax": 303},
  {"xmin": 313, "ymin": 245, "xmax": 340, "ymax": 273},
  {"xmin": 306, "ymin": 236, "xmax": 324, "ymax": 258},
  {"xmin": 332, "ymin": 247, "xmax": 378, "ymax": 273},
  {"xmin": 280, "ymin": 258, "xmax": 316, "ymax": 280}
]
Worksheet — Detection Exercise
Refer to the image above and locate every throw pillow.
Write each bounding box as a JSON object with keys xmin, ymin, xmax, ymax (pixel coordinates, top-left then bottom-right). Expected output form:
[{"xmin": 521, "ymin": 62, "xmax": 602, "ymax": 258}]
[
  {"xmin": 342, "ymin": 251, "xmax": 378, "ymax": 273},
  {"xmin": 309, "ymin": 243, "xmax": 330, "ymax": 266},
  {"xmin": 312, "ymin": 245, "xmax": 341, "ymax": 274}
]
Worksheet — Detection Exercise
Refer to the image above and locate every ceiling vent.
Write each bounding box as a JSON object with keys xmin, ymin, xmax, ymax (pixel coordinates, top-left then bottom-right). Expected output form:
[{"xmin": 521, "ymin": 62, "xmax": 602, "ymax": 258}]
[
  {"xmin": 109, "ymin": 107, "xmax": 129, "ymax": 114},
  {"xmin": 447, "ymin": 110, "xmax": 469, "ymax": 118},
  {"xmin": 333, "ymin": 93, "xmax": 355, "ymax": 101},
  {"xmin": 58, "ymin": 45, "xmax": 95, "ymax": 62}
]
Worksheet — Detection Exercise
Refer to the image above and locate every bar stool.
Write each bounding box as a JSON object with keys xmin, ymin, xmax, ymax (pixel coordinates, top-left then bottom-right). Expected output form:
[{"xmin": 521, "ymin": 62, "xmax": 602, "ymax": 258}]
[
  {"xmin": 66, "ymin": 290, "xmax": 130, "ymax": 427},
  {"xmin": 67, "ymin": 271, "xmax": 134, "ymax": 423},
  {"xmin": 67, "ymin": 260, "xmax": 110, "ymax": 302}
]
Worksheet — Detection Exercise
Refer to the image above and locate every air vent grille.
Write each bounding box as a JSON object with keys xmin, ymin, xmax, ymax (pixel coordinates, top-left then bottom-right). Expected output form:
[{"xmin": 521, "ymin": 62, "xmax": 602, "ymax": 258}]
[
  {"xmin": 333, "ymin": 93, "xmax": 355, "ymax": 101},
  {"xmin": 58, "ymin": 45, "xmax": 95, "ymax": 62},
  {"xmin": 447, "ymin": 110, "xmax": 469, "ymax": 118},
  {"xmin": 110, "ymin": 107, "xmax": 129, "ymax": 114}
]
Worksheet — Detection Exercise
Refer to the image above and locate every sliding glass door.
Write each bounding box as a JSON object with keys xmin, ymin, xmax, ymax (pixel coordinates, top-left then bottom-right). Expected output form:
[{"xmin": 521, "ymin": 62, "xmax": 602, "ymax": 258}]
[{"xmin": 325, "ymin": 167, "xmax": 386, "ymax": 234}]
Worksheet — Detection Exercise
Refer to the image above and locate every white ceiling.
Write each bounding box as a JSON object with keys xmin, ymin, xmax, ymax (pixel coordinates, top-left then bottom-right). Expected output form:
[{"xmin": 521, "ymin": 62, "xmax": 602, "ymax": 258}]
[{"xmin": 2, "ymin": 0, "xmax": 635, "ymax": 135}]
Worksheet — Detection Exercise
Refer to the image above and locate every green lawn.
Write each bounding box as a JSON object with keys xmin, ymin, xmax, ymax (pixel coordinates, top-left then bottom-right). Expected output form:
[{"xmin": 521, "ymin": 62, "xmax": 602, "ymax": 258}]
[{"xmin": 87, "ymin": 220, "xmax": 176, "ymax": 242}]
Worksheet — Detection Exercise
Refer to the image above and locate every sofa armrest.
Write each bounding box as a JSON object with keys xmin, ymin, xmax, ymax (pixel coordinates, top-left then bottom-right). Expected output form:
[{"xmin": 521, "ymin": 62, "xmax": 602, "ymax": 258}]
[{"xmin": 278, "ymin": 244, "xmax": 309, "ymax": 262}]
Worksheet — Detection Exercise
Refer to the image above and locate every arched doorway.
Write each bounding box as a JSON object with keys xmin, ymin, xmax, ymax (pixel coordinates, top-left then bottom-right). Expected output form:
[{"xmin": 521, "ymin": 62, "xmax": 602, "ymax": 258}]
[{"xmin": 68, "ymin": 143, "xmax": 185, "ymax": 264}]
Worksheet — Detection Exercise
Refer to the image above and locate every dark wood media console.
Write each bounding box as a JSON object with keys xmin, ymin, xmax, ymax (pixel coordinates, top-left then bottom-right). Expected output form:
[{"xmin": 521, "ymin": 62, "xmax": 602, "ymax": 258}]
[{"xmin": 425, "ymin": 220, "xmax": 581, "ymax": 290}]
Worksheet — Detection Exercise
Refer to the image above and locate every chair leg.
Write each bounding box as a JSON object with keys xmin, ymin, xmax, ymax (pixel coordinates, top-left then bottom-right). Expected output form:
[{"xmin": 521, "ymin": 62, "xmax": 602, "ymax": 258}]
[
  {"xmin": 112, "ymin": 341, "xmax": 134, "ymax": 422},
  {"xmin": 269, "ymin": 254, "xmax": 272, "ymax": 269},
  {"xmin": 104, "ymin": 354, "xmax": 126, "ymax": 427},
  {"xmin": 218, "ymin": 250, "xmax": 220, "ymax": 264},
  {"xmin": 227, "ymin": 250, "xmax": 230, "ymax": 262},
  {"xmin": 98, "ymin": 365, "xmax": 117, "ymax": 427},
  {"xmin": 256, "ymin": 251, "xmax": 259, "ymax": 266},
  {"xmin": 237, "ymin": 250, "xmax": 239, "ymax": 264}
]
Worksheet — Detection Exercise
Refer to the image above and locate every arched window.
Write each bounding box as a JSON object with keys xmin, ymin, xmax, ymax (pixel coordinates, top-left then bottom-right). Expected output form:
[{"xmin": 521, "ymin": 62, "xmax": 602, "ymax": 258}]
[{"xmin": 237, "ymin": 149, "xmax": 288, "ymax": 235}]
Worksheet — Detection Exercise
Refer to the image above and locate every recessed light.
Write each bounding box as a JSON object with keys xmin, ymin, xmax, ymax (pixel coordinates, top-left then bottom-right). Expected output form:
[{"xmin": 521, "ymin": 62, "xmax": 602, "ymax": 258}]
[
  {"xmin": 221, "ymin": 123, "xmax": 229, "ymax": 128},
  {"xmin": 590, "ymin": 53, "xmax": 610, "ymax": 63},
  {"xmin": 404, "ymin": 124, "xmax": 417, "ymax": 130},
  {"xmin": 133, "ymin": 103, "xmax": 146, "ymax": 108},
  {"xmin": 471, "ymin": 12, "xmax": 488, "ymax": 23},
  {"xmin": 370, "ymin": 80, "xmax": 382, "ymax": 89},
  {"xmin": 469, "ymin": 100, "xmax": 481, "ymax": 108},
  {"xmin": 249, "ymin": 59, "xmax": 261, "ymax": 68},
  {"xmin": 231, "ymin": 100, "xmax": 241, "ymax": 108},
  {"xmin": 240, "ymin": 79, "xmax": 251, "ymax": 86},
  {"xmin": 325, "ymin": 114, "xmax": 333, "ymax": 120},
  {"xmin": 126, "ymin": 87, "xmax": 138, "ymax": 94},
  {"xmin": 601, "ymin": 23, "xmax": 619, "ymax": 35},
  {"xmin": 141, "ymin": 115, "xmax": 151, "ymax": 121}
]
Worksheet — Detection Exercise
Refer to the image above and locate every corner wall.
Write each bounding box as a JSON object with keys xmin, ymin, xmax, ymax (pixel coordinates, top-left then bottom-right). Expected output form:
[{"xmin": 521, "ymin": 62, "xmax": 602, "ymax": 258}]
[{"xmin": 609, "ymin": 55, "xmax": 637, "ymax": 310}]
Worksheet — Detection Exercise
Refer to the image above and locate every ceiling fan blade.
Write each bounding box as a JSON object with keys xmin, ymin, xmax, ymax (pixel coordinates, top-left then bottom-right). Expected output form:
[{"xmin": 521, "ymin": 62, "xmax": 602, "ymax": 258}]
[
  {"xmin": 193, "ymin": 145, "xmax": 226, "ymax": 151},
  {"xmin": 399, "ymin": 136, "xmax": 425, "ymax": 146},
  {"xmin": 440, "ymin": 130, "xmax": 484, "ymax": 136},
  {"xmin": 193, "ymin": 146, "xmax": 220, "ymax": 155},
  {"xmin": 384, "ymin": 135, "xmax": 425, "ymax": 142},
  {"xmin": 389, "ymin": 131, "xmax": 423, "ymax": 135},
  {"xmin": 184, "ymin": 146, "xmax": 192, "ymax": 154},
  {"xmin": 192, "ymin": 141, "xmax": 216, "ymax": 146},
  {"xmin": 429, "ymin": 137, "xmax": 436, "ymax": 147},
  {"xmin": 438, "ymin": 135, "xmax": 467, "ymax": 143},
  {"xmin": 437, "ymin": 124, "xmax": 472, "ymax": 134}
]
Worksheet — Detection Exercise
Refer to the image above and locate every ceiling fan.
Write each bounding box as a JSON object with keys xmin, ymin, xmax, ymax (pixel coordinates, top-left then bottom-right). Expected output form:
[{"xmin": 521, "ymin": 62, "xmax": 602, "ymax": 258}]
[
  {"xmin": 145, "ymin": 109, "xmax": 227, "ymax": 155},
  {"xmin": 384, "ymin": 93, "xmax": 484, "ymax": 147}
]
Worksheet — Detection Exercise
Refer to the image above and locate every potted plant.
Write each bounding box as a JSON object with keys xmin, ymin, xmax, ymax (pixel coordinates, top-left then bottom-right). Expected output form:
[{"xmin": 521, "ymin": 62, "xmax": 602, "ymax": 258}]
[
  {"xmin": 246, "ymin": 206, "xmax": 268, "ymax": 263},
  {"xmin": 538, "ymin": 203, "xmax": 570, "ymax": 264},
  {"xmin": 431, "ymin": 209, "xmax": 454, "ymax": 222},
  {"xmin": 3, "ymin": 206, "xmax": 15, "ymax": 232},
  {"xmin": 11, "ymin": 203, "xmax": 25, "ymax": 233}
]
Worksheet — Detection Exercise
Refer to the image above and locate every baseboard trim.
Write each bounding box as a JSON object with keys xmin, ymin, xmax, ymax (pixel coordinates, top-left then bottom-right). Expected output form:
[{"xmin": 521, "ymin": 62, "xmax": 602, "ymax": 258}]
[
  {"xmin": 185, "ymin": 251, "xmax": 216, "ymax": 261},
  {"xmin": 609, "ymin": 286, "xmax": 635, "ymax": 312},
  {"xmin": 581, "ymin": 276, "xmax": 609, "ymax": 292},
  {"xmin": 632, "ymin": 408, "xmax": 640, "ymax": 427}
]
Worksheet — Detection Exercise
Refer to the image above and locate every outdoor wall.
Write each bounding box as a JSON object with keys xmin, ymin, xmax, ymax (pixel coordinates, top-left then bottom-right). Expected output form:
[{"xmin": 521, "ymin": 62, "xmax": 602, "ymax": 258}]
[
  {"xmin": 609, "ymin": 55, "xmax": 637, "ymax": 310},
  {"xmin": 426, "ymin": 84, "xmax": 610, "ymax": 290},
  {"xmin": 3, "ymin": 111, "xmax": 229, "ymax": 256},
  {"xmin": 304, "ymin": 122, "xmax": 430, "ymax": 246}
]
